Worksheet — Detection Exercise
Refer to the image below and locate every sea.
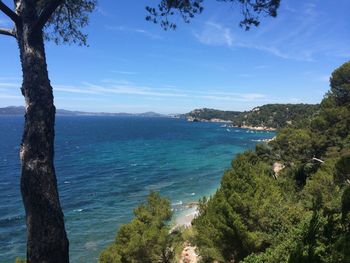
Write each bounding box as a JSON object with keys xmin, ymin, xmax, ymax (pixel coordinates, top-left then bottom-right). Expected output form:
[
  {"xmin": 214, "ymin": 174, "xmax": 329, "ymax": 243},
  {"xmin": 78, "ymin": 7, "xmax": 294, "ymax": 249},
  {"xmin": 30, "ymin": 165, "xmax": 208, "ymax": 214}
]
[{"xmin": 0, "ymin": 116, "xmax": 274, "ymax": 262}]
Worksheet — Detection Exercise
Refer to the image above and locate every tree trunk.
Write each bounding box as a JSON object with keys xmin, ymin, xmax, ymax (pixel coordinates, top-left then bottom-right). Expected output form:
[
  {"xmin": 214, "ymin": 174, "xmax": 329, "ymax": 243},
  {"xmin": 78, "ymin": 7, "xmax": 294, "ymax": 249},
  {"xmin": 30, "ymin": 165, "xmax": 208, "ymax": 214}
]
[{"xmin": 16, "ymin": 1, "xmax": 69, "ymax": 262}]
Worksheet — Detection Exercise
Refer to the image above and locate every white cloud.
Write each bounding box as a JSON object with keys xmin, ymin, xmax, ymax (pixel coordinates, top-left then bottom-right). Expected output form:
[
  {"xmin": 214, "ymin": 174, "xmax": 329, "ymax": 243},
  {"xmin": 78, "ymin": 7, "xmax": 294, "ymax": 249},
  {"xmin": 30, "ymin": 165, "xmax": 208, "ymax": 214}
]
[
  {"xmin": 101, "ymin": 79, "xmax": 135, "ymax": 85},
  {"xmin": 83, "ymin": 82, "xmax": 188, "ymax": 98},
  {"xmin": 0, "ymin": 94, "xmax": 22, "ymax": 99},
  {"xmin": 110, "ymin": 70, "xmax": 137, "ymax": 75},
  {"xmin": 55, "ymin": 83, "xmax": 181, "ymax": 97},
  {"xmin": 193, "ymin": 2, "xmax": 350, "ymax": 61},
  {"xmin": 0, "ymin": 82, "xmax": 20, "ymax": 88},
  {"xmin": 55, "ymin": 85, "xmax": 101, "ymax": 94},
  {"xmin": 196, "ymin": 91, "xmax": 266, "ymax": 102},
  {"xmin": 105, "ymin": 25, "xmax": 162, "ymax": 40},
  {"xmin": 194, "ymin": 22, "xmax": 234, "ymax": 47}
]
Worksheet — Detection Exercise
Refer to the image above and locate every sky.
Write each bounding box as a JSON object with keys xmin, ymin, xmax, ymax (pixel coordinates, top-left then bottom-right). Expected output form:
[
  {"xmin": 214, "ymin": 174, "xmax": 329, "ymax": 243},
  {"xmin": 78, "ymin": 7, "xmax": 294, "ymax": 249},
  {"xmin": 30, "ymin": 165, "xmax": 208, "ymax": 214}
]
[{"xmin": 0, "ymin": 0, "xmax": 349, "ymax": 114}]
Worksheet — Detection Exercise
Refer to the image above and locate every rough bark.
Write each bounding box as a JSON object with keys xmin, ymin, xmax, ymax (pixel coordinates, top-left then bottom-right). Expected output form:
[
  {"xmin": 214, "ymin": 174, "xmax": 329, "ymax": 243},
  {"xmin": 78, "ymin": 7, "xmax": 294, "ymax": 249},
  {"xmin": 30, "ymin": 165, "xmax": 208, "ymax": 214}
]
[{"xmin": 16, "ymin": 1, "xmax": 69, "ymax": 262}]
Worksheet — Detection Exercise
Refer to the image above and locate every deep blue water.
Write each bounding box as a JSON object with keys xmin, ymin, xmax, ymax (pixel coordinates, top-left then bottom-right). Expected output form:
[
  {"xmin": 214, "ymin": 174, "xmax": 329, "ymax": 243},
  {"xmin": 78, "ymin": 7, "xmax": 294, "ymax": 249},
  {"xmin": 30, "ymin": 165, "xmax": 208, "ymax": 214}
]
[{"xmin": 0, "ymin": 116, "xmax": 274, "ymax": 262}]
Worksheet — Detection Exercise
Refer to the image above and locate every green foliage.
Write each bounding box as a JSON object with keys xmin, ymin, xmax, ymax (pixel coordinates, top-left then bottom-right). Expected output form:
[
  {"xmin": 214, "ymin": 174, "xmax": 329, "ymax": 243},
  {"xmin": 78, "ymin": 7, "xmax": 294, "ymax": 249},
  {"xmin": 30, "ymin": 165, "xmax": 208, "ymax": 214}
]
[
  {"xmin": 232, "ymin": 104, "xmax": 319, "ymax": 129},
  {"xmin": 192, "ymin": 151, "xmax": 303, "ymax": 262},
  {"xmin": 330, "ymin": 61, "xmax": 350, "ymax": 106},
  {"xmin": 301, "ymin": 159, "xmax": 341, "ymax": 212},
  {"xmin": 342, "ymin": 187, "xmax": 350, "ymax": 225},
  {"xmin": 14, "ymin": 258, "xmax": 26, "ymax": 263},
  {"xmin": 36, "ymin": 0, "xmax": 97, "ymax": 45},
  {"xmin": 99, "ymin": 192, "xmax": 175, "ymax": 263},
  {"xmin": 271, "ymin": 128, "xmax": 314, "ymax": 164},
  {"xmin": 99, "ymin": 245, "xmax": 122, "ymax": 263},
  {"xmin": 184, "ymin": 104, "xmax": 319, "ymax": 129},
  {"xmin": 146, "ymin": 0, "xmax": 280, "ymax": 31},
  {"xmin": 191, "ymin": 61, "xmax": 350, "ymax": 263},
  {"xmin": 51, "ymin": 1, "xmax": 96, "ymax": 45},
  {"xmin": 288, "ymin": 212, "xmax": 326, "ymax": 263},
  {"xmin": 184, "ymin": 108, "xmax": 241, "ymax": 121},
  {"xmin": 339, "ymin": 187, "xmax": 350, "ymax": 261},
  {"xmin": 335, "ymin": 153, "xmax": 350, "ymax": 185}
]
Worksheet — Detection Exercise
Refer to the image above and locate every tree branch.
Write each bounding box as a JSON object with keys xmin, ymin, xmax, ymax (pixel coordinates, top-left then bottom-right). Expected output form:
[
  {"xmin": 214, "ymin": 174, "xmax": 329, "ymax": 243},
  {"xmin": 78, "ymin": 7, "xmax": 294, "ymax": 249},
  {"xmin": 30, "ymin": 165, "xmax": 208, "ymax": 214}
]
[
  {"xmin": 32, "ymin": 0, "xmax": 64, "ymax": 33},
  {"xmin": 0, "ymin": 1, "xmax": 20, "ymax": 24},
  {"xmin": 0, "ymin": 27, "xmax": 16, "ymax": 38}
]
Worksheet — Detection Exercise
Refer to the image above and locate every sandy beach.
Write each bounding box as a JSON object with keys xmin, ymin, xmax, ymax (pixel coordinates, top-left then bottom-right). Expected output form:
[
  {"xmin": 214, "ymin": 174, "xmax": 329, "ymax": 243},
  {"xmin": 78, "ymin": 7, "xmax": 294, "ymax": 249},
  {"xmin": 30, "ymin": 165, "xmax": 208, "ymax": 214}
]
[
  {"xmin": 174, "ymin": 205, "xmax": 199, "ymax": 227},
  {"xmin": 173, "ymin": 205, "xmax": 200, "ymax": 263}
]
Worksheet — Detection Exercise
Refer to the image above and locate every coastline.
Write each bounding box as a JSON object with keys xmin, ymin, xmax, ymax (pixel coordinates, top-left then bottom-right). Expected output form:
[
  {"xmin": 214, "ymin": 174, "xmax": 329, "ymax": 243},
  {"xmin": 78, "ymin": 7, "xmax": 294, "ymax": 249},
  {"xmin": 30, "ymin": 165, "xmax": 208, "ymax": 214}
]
[
  {"xmin": 172, "ymin": 187, "xmax": 218, "ymax": 229},
  {"xmin": 186, "ymin": 116, "xmax": 232, "ymax": 123},
  {"xmin": 173, "ymin": 205, "xmax": 199, "ymax": 228},
  {"xmin": 232, "ymin": 125, "xmax": 277, "ymax": 131},
  {"xmin": 172, "ymin": 121, "xmax": 277, "ymax": 228},
  {"xmin": 186, "ymin": 117, "xmax": 277, "ymax": 131}
]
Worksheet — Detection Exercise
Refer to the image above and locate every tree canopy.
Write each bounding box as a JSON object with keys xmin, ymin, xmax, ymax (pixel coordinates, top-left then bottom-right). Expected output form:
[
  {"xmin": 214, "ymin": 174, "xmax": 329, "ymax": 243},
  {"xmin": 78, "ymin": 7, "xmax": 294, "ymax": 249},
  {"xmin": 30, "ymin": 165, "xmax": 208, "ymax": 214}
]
[
  {"xmin": 99, "ymin": 192, "xmax": 175, "ymax": 263},
  {"xmin": 146, "ymin": 0, "xmax": 280, "ymax": 30},
  {"xmin": 1, "ymin": 0, "xmax": 281, "ymax": 43},
  {"xmin": 191, "ymin": 61, "xmax": 350, "ymax": 262}
]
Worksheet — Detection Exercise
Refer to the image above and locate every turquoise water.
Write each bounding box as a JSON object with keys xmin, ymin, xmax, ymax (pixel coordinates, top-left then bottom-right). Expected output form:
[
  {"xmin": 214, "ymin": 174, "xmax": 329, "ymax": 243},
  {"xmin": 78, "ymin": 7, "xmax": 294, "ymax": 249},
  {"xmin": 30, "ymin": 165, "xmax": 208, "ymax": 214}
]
[{"xmin": 0, "ymin": 116, "xmax": 274, "ymax": 262}]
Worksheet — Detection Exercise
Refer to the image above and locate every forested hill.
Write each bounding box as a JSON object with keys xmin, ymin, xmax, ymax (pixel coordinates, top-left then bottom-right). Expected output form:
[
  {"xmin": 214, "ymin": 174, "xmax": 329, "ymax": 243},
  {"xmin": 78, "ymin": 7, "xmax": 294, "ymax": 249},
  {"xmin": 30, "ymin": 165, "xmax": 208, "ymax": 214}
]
[
  {"xmin": 231, "ymin": 103, "xmax": 319, "ymax": 129},
  {"xmin": 191, "ymin": 61, "xmax": 350, "ymax": 262},
  {"xmin": 184, "ymin": 103, "xmax": 319, "ymax": 129},
  {"xmin": 183, "ymin": 108, "xmax": 241, "ymax": 122}
]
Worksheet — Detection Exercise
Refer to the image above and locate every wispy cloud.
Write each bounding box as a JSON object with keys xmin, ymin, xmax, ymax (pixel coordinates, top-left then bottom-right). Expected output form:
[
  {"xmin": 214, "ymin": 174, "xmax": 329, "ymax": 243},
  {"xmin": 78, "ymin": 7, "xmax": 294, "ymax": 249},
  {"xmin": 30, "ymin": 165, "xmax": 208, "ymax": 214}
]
[
  {"xmin": 53, "ymin": 82, "xmax": 188, "ymax": 98},
  {"xmin": 84, "ymin": 83, "xmax": 187, "ymax": 97},
  {"xmin": 52, "ymin": 80, "xmax": 269, "ymax": 103},
  {"xmin": 0, "ymin": 82, "xmax": 20, "ymax": 88},
  {"xmin": 194, "ymin": 22, "xmax": 234, "ymax": 47},
  {"xmin": 193, "ymin": 2, "xmax": 350, "ymax": 61},
  {"xmin": 95, "ymin": 6, "xmax": 114, "ymax": 18},
  {"xmin": 110, "ymin": 70, "xmax": 137, "ymax": 75},
  {"xmin": 198, "ymin": 91, "xmax": 266, "ymax": 102},
  {"xmin": 193, "ymin": 21, "xmax": 315, "ymax": 61},
  {"xmin": 55, "ymin": 85, "xmax": 101, "ymax": 94},
  {"xmin": 0, "ymin": 76, "xmax": 21, "ymax": 81},
  {"xmin": 106, "ymin": 25, "xmax": 162, "ymax": 40},
  {"xmin": 101, "ymin": 79, "xmax": 135, "ymax": 85},
  {"xmin": 0, "ymin": 94, "xmax": 22, "ymax": 99}
]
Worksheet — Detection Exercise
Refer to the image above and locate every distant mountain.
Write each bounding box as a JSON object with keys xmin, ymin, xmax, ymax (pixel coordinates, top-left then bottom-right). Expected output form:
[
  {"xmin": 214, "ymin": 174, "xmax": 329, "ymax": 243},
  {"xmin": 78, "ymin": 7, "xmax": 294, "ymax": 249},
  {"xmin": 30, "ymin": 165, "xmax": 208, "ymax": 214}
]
[
  {"xmin": 0, "ymin": 106, "xmax": 24, "ymax": 115},
  {"xmin": 183, "ymin": 104, "xmax": 320, "ymax": 129},
  {"xmin": 0, "ymin": 106, "xmax": 166, "ymax": 117}
]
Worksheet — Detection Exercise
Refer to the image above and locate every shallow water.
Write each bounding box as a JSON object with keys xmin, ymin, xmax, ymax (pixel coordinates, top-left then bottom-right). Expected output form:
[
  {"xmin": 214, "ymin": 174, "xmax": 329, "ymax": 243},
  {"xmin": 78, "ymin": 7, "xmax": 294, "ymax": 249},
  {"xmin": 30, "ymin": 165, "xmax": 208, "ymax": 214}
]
[{"xmin": 0, "ymin": 116, "xmax": 274, "ymax": 262}]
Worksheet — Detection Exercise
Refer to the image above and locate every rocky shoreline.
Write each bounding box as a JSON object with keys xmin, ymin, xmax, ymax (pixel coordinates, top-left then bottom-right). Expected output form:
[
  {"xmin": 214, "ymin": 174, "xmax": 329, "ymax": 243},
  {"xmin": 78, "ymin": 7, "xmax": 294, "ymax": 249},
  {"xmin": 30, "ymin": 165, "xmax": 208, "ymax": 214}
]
[
  {"xmin": 230, "ymin": 124, "xmax": 277, "ymax": 131},
  {"xmin": 186, "ymin": 116, "xmax": 231, "ymax": 123},
  {"xmin": 186, "ymin": 117, "xmax": 277, "ymax": 131}
]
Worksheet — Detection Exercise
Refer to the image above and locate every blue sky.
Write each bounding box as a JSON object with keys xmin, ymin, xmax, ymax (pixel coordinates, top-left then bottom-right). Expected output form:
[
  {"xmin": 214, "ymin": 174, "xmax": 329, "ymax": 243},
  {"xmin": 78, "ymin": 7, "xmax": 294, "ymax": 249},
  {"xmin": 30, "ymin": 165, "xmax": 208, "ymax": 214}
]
[{"xmin": 0, "ymin": 0, "xmax": 349, "ymax": 114}]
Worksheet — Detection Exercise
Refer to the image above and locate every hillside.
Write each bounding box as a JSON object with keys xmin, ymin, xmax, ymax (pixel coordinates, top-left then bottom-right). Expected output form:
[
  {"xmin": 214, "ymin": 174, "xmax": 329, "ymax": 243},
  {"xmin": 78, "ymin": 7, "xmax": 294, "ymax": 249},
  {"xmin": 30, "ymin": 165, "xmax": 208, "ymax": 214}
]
[
  {"xmin": 184, "ymin": 103, "xmax": 319, "ymax": 129},
  {"xmin": 183, "ymin": 108, "xmax": 241, "ymax": 122},
  {"xmin": 231, "ymin": 103, "xmax": 320, "ymax": 129},
  {"xmin": 191, "ymin": 61, "xmax": 350, "ymax": 263}
]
